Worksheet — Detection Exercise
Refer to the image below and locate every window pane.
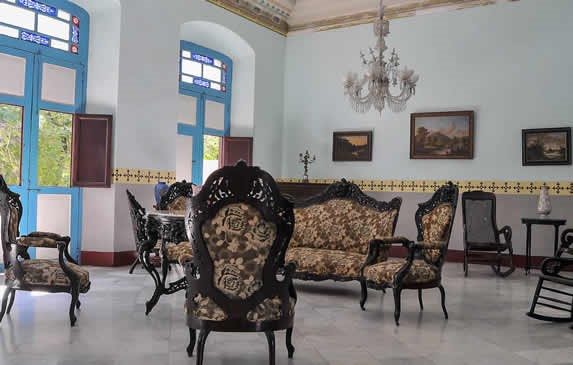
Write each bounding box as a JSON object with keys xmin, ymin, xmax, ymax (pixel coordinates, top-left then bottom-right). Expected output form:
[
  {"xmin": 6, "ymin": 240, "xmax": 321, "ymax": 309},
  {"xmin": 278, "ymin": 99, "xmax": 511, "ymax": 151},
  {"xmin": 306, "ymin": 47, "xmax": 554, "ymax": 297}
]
[
  {"xmin": 203, "ymin": 135, "xmax": 220, "ymax": 183},
  {"xmin": 203, "ymin": 64, "xmax": 221, "ymax": 83},
  {"xmin": 38, "ymin": 110, "xmax": 72, "ymax": 187},
  {"xmin": 0, "ymin": 3, "xmax": 35, "ymax": 31},
  {"xmin": 41, "ymin": 63, "xmax": 76, "ymax": 105},
  {"xmin": 38, "ymin": 14, "xmax": 70, "ymax": 41},
  {"xmin": 0, "ymin": 52, "xmax": 27, "ymax": 97},
  {"xmin": 0, "ymin": 24, "xmax": 19, "ymax": 38},
  {"xmin": 0, "ymin": 104, "xmax": 23, "ymax": 186},
  {"xmin": 204, "ymin": 100, "xmax": 225, "ymax": 130},
  {"xmin": 181, "ymin": 59, "xmax": 202, "ymax": 77},
  {"xmin": 50, "ymin": 39, "xmax": 68, "ymax": 51},
  {"xmin": 178, "ymin": 94, "xmax": 197, "ymax": 126}
]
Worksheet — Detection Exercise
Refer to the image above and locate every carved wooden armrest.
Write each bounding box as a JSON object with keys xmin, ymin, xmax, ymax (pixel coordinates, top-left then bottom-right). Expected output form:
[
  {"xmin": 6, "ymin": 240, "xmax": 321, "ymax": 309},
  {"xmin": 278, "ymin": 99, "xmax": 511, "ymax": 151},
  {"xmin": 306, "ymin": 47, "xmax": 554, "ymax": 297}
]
[
  {"xmin": 57, "ymin": 241, "xmax": 80, "ymax": 283},
  {"xmin": 561, "ymin": 228, "xmax": 573, "ymax": 251},
  {"xmin": 27, "ymin": 231, "xmax": 67, "ymax": 240},
  {"xmin": 362, "ymin": 237, "xmax": 412, "ymax": 270},
  {"xmin": 410, "ymin": 241, "xmax": 447, "ymax": 250},
  {"xmin": 497, "ymin": 226, "xmax": 512, "ymax": 246},
  {"xmin": 17, "ymin": 235, "xmax": 62, "ymax": 248},
  {"xmin": 541, "ymin": 257, "xmax": 573, "ymax": 278}
]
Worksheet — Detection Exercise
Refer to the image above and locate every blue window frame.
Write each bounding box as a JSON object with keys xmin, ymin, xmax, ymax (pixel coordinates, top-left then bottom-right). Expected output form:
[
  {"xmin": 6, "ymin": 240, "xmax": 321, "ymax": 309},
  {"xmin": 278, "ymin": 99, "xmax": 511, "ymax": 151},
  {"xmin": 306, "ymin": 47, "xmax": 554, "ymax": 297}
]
[
  {"xmin": 0, "ymin": 0, "xmax": 89, "ymax": 266},
  {"xmin": 178, "ymin": 41, "xmax": 232, "ymax": 185}
]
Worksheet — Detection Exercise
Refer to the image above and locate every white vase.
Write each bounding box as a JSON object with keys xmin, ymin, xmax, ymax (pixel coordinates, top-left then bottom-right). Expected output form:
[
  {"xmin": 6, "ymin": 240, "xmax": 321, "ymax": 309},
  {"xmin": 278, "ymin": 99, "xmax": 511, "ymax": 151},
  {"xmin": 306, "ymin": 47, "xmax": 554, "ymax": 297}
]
[{"xmin": 537, "ymin": 186, "xmax": 551, "ymax": 217}]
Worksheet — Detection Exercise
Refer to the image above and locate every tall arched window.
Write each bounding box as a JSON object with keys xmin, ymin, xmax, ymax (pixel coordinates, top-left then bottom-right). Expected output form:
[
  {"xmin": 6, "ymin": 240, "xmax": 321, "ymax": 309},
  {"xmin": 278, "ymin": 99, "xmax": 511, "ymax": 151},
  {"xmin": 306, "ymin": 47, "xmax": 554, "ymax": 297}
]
[
  {"xmin": 177, "ymin": 40, "xmax": 233, "ymax": 185},
  {"xmin": 0, "ymin": 0, "xmax": 89, "ymax": 262}
]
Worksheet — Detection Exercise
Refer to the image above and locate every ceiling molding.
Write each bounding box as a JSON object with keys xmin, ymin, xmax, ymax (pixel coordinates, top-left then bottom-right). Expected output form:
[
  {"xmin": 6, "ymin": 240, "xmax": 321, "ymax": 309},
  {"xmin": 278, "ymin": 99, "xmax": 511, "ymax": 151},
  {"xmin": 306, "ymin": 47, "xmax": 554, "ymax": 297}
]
[{"xmin": 206, "ymin": 0, "xmax": 289, "ymax": 36}]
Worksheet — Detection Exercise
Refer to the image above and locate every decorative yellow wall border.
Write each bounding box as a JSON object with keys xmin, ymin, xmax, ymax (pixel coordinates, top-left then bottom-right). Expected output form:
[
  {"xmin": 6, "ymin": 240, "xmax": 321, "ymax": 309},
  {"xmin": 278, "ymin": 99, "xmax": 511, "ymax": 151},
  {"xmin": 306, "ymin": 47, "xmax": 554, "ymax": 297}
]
[
  {"xmin": 277, "ymin": 178, "xmax": 573, "ymax": 196},
  {"xmin": 112, "ymin": 168, "xmax": 176, "ymax": 185}
]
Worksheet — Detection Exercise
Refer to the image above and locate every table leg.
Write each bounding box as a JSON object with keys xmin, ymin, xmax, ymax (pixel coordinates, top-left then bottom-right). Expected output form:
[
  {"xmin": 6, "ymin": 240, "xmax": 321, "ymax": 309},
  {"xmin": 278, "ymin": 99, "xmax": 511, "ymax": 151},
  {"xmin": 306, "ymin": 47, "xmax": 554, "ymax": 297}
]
[
  {"xmin": 525, "ymin": 224, "xmax": 532, "ymax": 275},
  {"xmin": 553, "ymin": 225, "xmax": 560, "ymax": 256}
]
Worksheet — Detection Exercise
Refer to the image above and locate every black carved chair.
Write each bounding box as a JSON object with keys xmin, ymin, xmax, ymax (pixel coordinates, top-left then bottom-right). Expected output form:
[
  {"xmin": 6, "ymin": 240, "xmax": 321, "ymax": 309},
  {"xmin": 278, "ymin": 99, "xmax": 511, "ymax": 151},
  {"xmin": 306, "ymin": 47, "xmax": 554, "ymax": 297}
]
[
  {"xmin": 462, "ymin": 191, "xmax": 515, "ymax": 277},
  {"xmin": 526, "ymin": 229, "xmax": 573, "ymax": 323},
  {"xmin": 126, "ymin": 190, "xmax": 162, "ymax": 274},
  {"xmin": 0, "ymin": 175, "xmax": 90, "ymax": 326},
  {"xmin": 360, "ymin": 182, "xmax": 458, "ymax": 325},
  {"xmin": 183, "ymin": 161, "xmax": 296, "ymax": 365}
]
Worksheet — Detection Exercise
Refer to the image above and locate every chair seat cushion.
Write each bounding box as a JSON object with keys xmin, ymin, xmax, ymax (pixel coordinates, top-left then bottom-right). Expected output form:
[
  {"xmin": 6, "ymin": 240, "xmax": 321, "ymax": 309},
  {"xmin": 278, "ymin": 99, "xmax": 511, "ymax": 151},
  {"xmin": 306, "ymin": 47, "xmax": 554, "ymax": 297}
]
[
  {"xmin": 165, "ymin": 241, "xmax": 193, "ymax": 263},
  {"xmin": 363, "ymin": 258, "xmax": 439, "ymax": 286},
  {"xmin": 285, "ymin": 247, "xmax": 365, "ymax": 279},
  {"xmin": 188, "ymin": 294, "xmax": 295, "ymax": 322},
  {"xmin": 5, "ymin": 259, "xmax": 90, "ymax": 292}
]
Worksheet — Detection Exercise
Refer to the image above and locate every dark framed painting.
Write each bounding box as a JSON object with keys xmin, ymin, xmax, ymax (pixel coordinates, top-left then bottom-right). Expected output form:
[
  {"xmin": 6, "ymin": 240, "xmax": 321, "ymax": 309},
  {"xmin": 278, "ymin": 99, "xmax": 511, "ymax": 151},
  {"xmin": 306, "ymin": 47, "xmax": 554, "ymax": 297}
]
[
  {"xmin": 410, "ymin": 111, "xmax": 474, "ymax": 159},
  {"xmin": 522, "ymin": 127, "xmax": 571, "ymax": 166},
  {"xmin": 332, "ymin": 131, "xmax": 373, "ymax": 161}
]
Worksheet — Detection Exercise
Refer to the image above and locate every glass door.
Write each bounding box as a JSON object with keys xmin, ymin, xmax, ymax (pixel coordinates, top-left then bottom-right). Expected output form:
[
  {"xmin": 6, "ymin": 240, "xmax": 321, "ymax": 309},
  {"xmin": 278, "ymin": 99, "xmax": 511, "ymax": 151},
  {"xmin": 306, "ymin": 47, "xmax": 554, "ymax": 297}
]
[{"xmin": 0, "ymin": 47, "xmax": 84, "ymax": 261}]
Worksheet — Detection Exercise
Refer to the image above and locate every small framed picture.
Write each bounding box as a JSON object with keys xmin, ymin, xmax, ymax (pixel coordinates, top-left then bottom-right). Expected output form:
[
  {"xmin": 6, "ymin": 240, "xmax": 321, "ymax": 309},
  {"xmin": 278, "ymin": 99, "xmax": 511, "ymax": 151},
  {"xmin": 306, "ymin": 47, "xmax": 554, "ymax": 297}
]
[
  {"xmin": 332, "ymin": 131, "xmax": 373, "ymax": 161},
  {"xmin": 410, "ymin": 111, "xmax": 474, "ymax": 159},
  {"xmin": 522, "ymin": 127, "xmax": 571, "ymax": 166}
]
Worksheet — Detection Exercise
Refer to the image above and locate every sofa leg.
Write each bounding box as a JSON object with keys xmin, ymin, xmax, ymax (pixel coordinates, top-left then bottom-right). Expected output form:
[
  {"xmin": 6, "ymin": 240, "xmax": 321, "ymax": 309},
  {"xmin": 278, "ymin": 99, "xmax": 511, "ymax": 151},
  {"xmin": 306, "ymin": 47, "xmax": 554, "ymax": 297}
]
[
  {"xmin": 393, "ymin": 287, "xmax": 402, "ymax": 326},
  {"xmin": 439, "ymin": 285, "xmax": 448, "ymax": 320},
  {"xmin": 360, "ymin": 279, "xmax": 368, "ymax": 310},
  {"xmin": 418, "ymin": 289, "xmax": 424, "ymax": 311}
]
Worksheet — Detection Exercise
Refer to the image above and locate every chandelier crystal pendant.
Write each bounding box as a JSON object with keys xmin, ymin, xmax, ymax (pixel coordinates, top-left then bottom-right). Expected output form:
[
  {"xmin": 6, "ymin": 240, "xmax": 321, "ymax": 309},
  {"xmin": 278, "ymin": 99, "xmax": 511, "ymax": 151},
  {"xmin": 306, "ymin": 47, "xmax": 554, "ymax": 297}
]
[{"xmin": 344, "ymin": 0, "xmax": 419, "ymax": 114}]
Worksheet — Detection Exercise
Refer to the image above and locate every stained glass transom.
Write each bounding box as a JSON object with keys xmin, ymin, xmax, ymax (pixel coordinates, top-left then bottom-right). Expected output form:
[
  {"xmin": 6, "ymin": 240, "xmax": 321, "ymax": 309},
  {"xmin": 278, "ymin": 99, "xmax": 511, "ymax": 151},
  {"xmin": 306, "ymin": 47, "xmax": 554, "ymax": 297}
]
[
  {"xmin": 180, "ymin": 49, "xmax": 227, "ymax": 92},
  {"xmin": 0, "ymin": 0, "xmax": 81, "ymax": 55}
]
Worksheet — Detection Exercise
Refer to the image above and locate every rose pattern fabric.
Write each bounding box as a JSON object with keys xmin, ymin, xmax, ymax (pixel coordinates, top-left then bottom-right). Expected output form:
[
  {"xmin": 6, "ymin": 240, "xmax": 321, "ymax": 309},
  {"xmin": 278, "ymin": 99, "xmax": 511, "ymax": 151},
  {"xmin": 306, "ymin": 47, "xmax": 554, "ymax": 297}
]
[
  {"xmin": 363, "ymin": 258, "xmax": 439, "ymax": 285},
  {"xmin": 167, "ymin": 196, "xmax": 187, "ymax": 212},
  {"xmin": 285, "ymin": 247, "xmax": 372, "ymax": 279},
  {"xmin": 202, "ymin": 203, "xmax": 276, "ymax": 300},
  {"xmin": 164, "ymin": 241, "xmax": 193, "ymax": 263},
  {"xmin": 290, "ymin": 199, "xmax": 398, "ymax": 255},
  {"xmin": 189, "ymin": 294, "xmax": 295, "ymax": 322},
  {"xmin": 191, "ymin": 294, "xmax": 227, "ymax": 321},
  {"xmin": 5, "ymin": 259, "xmax": 90, "ymax": 292},
  {"xmin": 421, "ymin": 203, "xmax": 453, "ymax": 265},
  {"xmin": 17, "ymin": 236, "xmax": 60, "ymax": 248}
]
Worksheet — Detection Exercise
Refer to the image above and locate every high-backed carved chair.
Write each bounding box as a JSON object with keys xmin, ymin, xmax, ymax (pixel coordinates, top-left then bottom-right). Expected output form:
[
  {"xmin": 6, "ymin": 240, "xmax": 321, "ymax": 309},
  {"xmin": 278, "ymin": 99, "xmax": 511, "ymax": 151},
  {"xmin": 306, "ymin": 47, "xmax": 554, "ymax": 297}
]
[
  {"xmin": 526, "ymin": 229, "xmax": 573, "ymax": 323},
  {"xmin": 127, "ymin": 190, "xmax": 147, "ymax": 273},
  {"xmin": 0, "ymin": 175, "xmax": 90, "ymax": 326},
  {"xmin": 183, "ymin": 161, "xmax": 296, "ymax": 365},
  {"xmin": 360, "ymin": 182, "xmax": 459, "ymax": 325},
  {"xmin": 462, "ymin": 191, "xmax": 515, "ymax": 277}
]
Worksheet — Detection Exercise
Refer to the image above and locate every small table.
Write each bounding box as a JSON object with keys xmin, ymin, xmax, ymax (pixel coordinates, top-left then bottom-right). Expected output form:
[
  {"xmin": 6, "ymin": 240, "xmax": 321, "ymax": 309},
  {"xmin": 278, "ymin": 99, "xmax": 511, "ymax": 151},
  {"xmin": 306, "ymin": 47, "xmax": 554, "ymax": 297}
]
[
  {"xmin": 521, "ymin": 217, "xmax": 567, "ymax": 275},
  {"xmin": 140, "ymin": 210, "xmax": 188, "ymax": 314}
]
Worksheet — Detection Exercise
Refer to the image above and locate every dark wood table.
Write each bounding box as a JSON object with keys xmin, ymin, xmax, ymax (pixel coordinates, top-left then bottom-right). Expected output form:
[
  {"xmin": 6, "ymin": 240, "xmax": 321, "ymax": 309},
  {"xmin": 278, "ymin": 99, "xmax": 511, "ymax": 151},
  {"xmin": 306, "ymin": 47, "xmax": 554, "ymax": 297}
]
[
  {"xmin": 521, "ymin": 217, "xmax": 567, "ymax": 275},
  {"xmin": 140, "ymin": 210, "xmax": 188, "ymax": 314}
]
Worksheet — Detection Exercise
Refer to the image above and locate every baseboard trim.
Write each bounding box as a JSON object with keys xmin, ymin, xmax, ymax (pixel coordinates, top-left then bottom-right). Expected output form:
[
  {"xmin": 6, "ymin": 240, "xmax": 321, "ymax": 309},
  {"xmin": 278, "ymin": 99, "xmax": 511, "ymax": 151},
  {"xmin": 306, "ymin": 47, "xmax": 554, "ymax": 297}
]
[
  {"xmin": 81, "ymin": 251, "xmax": 137, "ymax": 267},
  {"xmin": 388, "ymin": 247, "xmax": 547, "ymax": 269}
]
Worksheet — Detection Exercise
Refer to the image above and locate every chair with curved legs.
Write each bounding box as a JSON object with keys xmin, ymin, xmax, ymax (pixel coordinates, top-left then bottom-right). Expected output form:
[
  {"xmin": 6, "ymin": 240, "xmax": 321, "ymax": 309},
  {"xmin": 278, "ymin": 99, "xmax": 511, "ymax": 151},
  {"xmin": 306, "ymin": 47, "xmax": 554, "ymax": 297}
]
[
  {"xmin": 462, "ymin": 191, "xmax": 515, "ymax": 277},
  {"xmin": 360, "ymin": 182, "xmax": 459, "ymax": 325},
  {"xmin": 0, "ymin": 175, "xmax": 90, "ymax": 326},
  {"xmin": 526, "ymin": 229, "xmax": 573, "ymax": 323},
  {"xmin": 183, "ymin": 161, "xmax": 296, "ymax": 365}
]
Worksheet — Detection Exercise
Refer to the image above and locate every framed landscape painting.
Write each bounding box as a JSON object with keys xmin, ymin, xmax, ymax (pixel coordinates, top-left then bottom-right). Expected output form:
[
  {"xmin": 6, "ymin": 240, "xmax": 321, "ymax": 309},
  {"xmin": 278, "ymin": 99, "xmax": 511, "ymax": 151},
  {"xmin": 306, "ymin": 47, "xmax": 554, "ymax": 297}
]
[
  {"xmin": 410, "ymin": 111, "xmax": 474, "ymax": 159},
  {"xmin": 332, "ymin": 131, "xmax": 373, "ymax": 161},
  {"xmin": 522, "ymin": 127, "xmax": 571, "ymax": 166}
]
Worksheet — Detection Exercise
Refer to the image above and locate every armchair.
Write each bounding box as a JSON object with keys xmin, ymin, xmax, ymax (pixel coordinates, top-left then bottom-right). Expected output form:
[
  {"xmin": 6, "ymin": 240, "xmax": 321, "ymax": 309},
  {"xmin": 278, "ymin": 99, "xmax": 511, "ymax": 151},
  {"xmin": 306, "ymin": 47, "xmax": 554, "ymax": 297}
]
[
  {"xmin": 526, "ymin": 228, "xmax": 573, "ymax": 323},
  {"xmin": 183, "ymin": 161, "xmax": 296, "ymax": 365},
  {"xmin": 0, "ymin": 175, "xmax": 90, "ymax": 326},
  {"xmin": 462, "ymin": 191, "xmax": 515, "ymax": 277},
  {"xmin": 360, "ymin": 182, "xmax": 459, "ymax": 325}
]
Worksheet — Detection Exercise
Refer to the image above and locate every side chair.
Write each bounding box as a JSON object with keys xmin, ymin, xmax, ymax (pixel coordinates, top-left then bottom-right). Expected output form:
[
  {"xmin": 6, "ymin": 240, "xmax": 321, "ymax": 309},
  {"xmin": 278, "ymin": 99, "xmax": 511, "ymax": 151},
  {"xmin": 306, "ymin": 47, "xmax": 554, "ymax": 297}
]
[
  {"xmin": 0, "ymin": 175, "xmax": 90, "ymax": 326},
  {"xmin": 360, "ymin": 182, "xmax": 459, "ymax": 325},
  {"xmin": 183, "ymin": 161, "xmax": 297, "ymax": 365}
]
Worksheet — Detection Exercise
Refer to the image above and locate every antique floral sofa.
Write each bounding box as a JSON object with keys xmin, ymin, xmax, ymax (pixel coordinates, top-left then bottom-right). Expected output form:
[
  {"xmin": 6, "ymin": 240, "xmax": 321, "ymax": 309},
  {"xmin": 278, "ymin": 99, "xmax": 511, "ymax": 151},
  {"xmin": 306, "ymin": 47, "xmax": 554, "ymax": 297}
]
[{"xmin": 285, "ymin": 180, "xmax": 402, "ymax": 283}]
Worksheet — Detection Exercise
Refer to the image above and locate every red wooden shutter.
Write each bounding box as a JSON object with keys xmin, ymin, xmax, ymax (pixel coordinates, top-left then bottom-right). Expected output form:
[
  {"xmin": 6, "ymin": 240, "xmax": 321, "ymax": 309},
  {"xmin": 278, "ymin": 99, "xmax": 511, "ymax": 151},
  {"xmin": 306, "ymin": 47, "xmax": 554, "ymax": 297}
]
[
  {"xmin": 71, "ymin": 114, "xmax": 113, "ymax": 187},
  {"xmin": 219, "ymin": 137, "xmax": 253, "ymax": 166}
]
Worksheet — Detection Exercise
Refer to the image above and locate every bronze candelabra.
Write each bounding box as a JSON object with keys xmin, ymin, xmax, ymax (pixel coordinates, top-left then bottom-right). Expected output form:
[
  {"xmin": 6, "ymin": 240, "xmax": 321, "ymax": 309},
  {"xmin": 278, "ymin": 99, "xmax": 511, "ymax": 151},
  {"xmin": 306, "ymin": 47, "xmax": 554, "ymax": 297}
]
[{"xmin": 298, "ymin": 150, "xmax": 316, "ymax": 182}]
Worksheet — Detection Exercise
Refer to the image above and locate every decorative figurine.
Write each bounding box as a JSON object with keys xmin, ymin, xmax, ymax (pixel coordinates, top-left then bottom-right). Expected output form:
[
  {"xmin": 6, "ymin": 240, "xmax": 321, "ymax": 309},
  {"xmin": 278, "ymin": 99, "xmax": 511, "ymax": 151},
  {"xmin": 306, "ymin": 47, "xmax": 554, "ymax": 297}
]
[
  {"xmin": 299, "ymin": 150, "xmax": 316, "ymax": 182},
  {"xmin": 537, "ymin": 185, "xmax": 551, "ymax": 217}
]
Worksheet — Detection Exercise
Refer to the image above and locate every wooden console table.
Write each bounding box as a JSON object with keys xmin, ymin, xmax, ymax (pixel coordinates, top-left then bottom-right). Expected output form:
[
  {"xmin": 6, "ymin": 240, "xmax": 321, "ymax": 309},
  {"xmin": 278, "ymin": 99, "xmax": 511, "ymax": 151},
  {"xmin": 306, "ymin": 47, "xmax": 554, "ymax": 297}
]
[
  {"xmin": 277, "ymin": 182, "xmax": 330, "ymax": 203},
  {"xmin": 521, "ymin": 217, "xmax": 567, "ymax": 275}
]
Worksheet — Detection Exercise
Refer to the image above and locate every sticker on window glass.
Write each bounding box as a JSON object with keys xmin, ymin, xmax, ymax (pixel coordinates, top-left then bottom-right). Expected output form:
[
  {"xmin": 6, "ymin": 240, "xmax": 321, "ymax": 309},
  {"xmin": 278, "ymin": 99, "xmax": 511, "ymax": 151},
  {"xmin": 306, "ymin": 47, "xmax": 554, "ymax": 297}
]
[
  {"xmin": 193, "ymin": 78, "xmax": 210, "ymax": 89},
  {"xmin": 191, "ymin": 53, "xmax": 213, "ymax": 65},
  {"xmin": 71, "ymin": 25, "xmax": 79, "ymax": 44},
  {"xmin": 20, "ymin": 30, "xmax": 49, "ymax": 46},
  {"xmin": 72, "ymin": 15, "xmax": 79, "ymax": 27},
  {"xmin": 71, "ymin": 44, "xmax": 78, "ymax": 54},
  {"xmin": 17, "ymin": 0, "xmax": 57, "ymax": 17}
]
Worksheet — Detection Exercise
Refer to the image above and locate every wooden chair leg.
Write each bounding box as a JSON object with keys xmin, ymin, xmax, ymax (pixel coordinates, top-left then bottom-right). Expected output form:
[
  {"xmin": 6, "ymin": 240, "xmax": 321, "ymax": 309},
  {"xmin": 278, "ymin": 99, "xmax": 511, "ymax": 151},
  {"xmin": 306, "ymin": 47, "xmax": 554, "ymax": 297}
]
[
  {"xmin": 418, "ymin": 289, "xmax": 424, "ymax": 311},
  {"xmin": 0, "ymin": 287, "xmax": 10, "ymax": 323},
  {"xmin": 196, "ymin": 328, "xmax": 210, "ymax": 365},
  {"xmin": 187, "ymin": 328, "xmax": 196, "ymax": 357},
  {"xmin": 128, "ymin": 257, "xmax": 140, "ymax": 274},
  {"xmin": 286, "ymin": 327, "xmax": 295, "ymax": 359},
  {"xmin": 360, "ymin": 279, "xmax": 368, "ymax": 310},
  {"xmin": 7, "ymin": 289, "xmax": 16, "ymax": 314},
  {"xmin": 69, "ymin": 284, "xmax": 80, "ymax": 327},
  {"xmin": 464, "ymin": 249, "xmax": 468, "ymax": 277},
  {"xmin": 265, "ymin": 331, "xmax": 276, "ymax": 365},
  {"xmin": 439, "ymin": 285, "xmax": 448, "ymax": 320},
  {"xmin": 393, "ymin": 287, "xmax": 402, "ymax": 326}
]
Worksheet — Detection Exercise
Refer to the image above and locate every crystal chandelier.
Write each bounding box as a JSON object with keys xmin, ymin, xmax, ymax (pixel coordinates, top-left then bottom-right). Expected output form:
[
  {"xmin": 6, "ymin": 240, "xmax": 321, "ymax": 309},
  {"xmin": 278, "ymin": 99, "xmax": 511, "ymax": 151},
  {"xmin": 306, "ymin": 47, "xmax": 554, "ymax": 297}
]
[{"xmin": 344, "ymin": 0, "xmax": 419, "ymax": 114}]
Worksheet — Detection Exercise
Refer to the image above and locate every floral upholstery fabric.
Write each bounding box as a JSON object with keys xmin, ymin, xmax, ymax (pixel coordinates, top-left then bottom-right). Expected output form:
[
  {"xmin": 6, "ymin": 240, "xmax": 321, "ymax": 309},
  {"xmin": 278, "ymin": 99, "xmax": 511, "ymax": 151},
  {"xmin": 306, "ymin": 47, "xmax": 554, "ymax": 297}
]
[
  {"xmin": 17, "ymin": 236, "xmax": 60, "ymax": 248},
  {"xmin": 27, "ymin": 231, "xmax": 66, "ymax": 240},
  {"xmin": 164, "ymin": 241, "xmax": 193, "ymax": 263},
  {"xmin": 5, "ymin": 259, "xmax": 90, "ymax": 292},
  {"xmin": 8, "ymin": 205, "xmax": 19, "ymax": 243},
  {"xmin": 421, "ymin": 204, "xmax": 453, "ymax": 265},
  {"xmin": 290, "ymin": 199, "xmax": 398, "ymax": 255},
  {"xmin": 285, "ymin": 247, "xmax": 371, "ymax": 279},
  {"xmin": 167, "ymin": 196, "xmax": 187, "ymax": 212},
  {"xmin": 202, "ymin": 203, "xmax": 276, "ymax": 300},
  {"xmin": 188, "ymin": 294, "xmax": 295, "ymax": 322},
  {"xmin": 363, "ymin": 258, "xmax": 439, "ymax": 285}
]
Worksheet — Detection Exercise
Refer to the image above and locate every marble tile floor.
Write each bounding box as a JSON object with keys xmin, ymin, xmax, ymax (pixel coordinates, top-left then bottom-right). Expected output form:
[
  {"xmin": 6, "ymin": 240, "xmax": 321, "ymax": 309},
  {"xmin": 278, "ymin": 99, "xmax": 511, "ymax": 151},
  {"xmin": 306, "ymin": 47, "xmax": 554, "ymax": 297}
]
[{"xmin": 0, "ymin": 264, "xmax": 572, "ymax": 365}]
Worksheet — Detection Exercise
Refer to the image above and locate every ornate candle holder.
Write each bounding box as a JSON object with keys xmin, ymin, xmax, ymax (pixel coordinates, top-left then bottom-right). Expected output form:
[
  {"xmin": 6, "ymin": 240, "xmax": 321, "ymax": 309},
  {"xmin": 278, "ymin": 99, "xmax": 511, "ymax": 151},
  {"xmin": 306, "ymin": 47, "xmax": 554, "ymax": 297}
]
[{"xmin": 299, "ymin": 150, "xmax": 316, "ymax": 182}]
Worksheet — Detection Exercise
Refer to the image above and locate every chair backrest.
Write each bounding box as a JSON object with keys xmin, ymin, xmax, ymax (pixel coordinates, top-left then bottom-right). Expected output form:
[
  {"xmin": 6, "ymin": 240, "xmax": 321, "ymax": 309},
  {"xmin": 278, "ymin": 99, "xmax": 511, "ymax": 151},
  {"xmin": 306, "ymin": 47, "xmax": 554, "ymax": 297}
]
[
  {"xmin": 0, "ymin": 175, "xmax": 22, "ymax": 267},
  {"xmin": 186, "ymin": 161, "xmax": 294, "ymax": 320},
  {"xmin": 126, "ymin": 190, "xmax": 147, "ymax": 249},
  {"xmin": 415, "ymin": 181, "xmax": 459, "ymax": 267},
  {"xmin": 462, "ymin": 191, "xmax": 499, "ymax": 245},
  {"xmin": 157, "ymin": 180, "xmax": 196, "ymax": 211},
  {"xmin": 557, "ymin": 229, "xmax": 573, "ymax": 258}
]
